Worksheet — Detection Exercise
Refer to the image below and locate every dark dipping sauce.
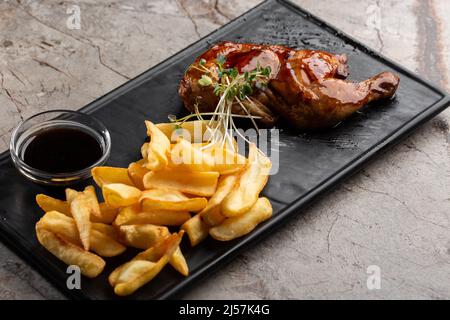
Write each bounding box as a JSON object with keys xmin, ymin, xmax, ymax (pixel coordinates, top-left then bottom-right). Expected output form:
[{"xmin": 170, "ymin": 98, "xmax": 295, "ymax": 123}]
[{"xmin": 23, "ymin": 127, "xmax": 102, "ymax": 173}]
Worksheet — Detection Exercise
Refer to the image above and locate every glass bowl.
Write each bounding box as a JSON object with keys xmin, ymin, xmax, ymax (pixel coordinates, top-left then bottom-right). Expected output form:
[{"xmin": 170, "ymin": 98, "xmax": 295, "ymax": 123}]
[{"xmin": 10, "ymin": 110, "xmax": 111, "ymax": 186}]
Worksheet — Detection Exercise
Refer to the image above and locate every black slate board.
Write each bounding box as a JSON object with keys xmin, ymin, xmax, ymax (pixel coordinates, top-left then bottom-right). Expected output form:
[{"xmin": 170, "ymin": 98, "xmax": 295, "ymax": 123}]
[{"xmin": 0, "ymin": 0, "xmax": 448, "ymax": 300}]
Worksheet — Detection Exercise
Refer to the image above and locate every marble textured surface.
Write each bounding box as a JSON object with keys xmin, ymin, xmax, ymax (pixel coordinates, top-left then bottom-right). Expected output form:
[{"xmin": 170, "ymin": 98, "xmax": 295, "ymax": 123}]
[{"xmin": 0, "ymin": 0, "xmax": 449, "ymax": 299}]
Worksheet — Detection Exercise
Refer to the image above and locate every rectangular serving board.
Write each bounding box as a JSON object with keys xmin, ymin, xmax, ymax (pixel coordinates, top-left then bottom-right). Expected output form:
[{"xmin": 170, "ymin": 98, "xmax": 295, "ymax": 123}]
[{"xmin": 0, "ymin": 0, "xmax": 449, "ymax": 299}]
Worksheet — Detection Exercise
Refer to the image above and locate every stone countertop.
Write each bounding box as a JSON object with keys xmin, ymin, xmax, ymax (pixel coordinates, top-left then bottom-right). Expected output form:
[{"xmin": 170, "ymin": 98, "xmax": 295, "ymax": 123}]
[{"xmin": 0, "ymin": 0, "xmax": 449, "ymax": 300}]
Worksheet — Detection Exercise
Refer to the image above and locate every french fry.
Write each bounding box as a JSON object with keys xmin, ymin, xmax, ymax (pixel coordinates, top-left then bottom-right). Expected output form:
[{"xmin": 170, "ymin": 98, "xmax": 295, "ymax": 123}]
[
  {"xmin": 114, "ymin": 260, "xmax": 157, "ymax": 296},
  {"xmin": 200, "ymin": 174, "xmax": 238, "ymax": 226},
  {"xmin": 181, "ymin": 214, "xmax": 210, "ymax": 246},
  {"xmin": 143, "ymin": 169, "xmax": 219, "ymax": 197},
  {"xmin": 118, "ymin": 225, "xmax": 188, "ymax": 276},
  {"xmin": 124, "ymin": 232, "xmax": 184, "ymax": 269},
  {"xmin": 66, "ymin": 187, "xmax": 100, "ymax": 251},
  {"xmin": 91, "ymin": 222, "xmax": 119, "ymax": 241},
  {"xmin": 114, "ymin": 204, "xmax": 140, "ymax": 226},
  {"xmin": 109, "ymin": 232, "xmax": 181, "ymax": 288},
  {"xmin": 169, "ymin": 138, "xmax": 246, "ymax": 175},
  {"xmin": 114, "ymin": 205, "xmax": 191, "ymax": 227},
  {"xmin": 170, "ymin": 247, "xmax": 189, "ymax": 277},
  {"xmin": 94, "ymin": 203, "xmax": 119, "ymax": 224},
  {"xmin": 77, "ymin": 186, "xmax": 101, "ymax": 217},
  {"xmin": 43, "ymin": 213, "xmax": 119, "ymax": 242},
  {"xmin": 36, "ymin": 222, "xmax": 105, "ymax": 278},
  {"xmin": 144, "ymin": 120, "xmax": 171, "ymax": 171},
  {"xmin": 202, "ymin": 207, "xmax": 226, "ymax": 227},
  {"xmin": 40, "ymin": 211, "xmax": 126, "ymax": 257},
  {"xmin": 119, "ymin": 224, "xmax": 169, "ymax": 250},
  {"xmin": 102, "ymin": 183, "xmax": 141, "ymax": 208},
  {"xmin": 92, "ymin": 167, "xmax": 134, "ymax": 188},
  {"xmin": 221, "ymin": 143, "xmax": 271, "ymax": 217},
  {"xmin": 141, "ymin": 142, "xmax": 149, "ymax": 159},
  {"xmin": 210, "ymin": 146, "xmax": 247, "ymax": 175},
  {"xmin": 43, "ymin": 210, "xmax": 116, "ymax": 239},
  {"xmin": 87, "ymin": 231, "xmax": 126, "ymax": 258},
  {"xmin": 139, "ymin": 189, "xmax": 207, "ymax": 212},
  {"xmin": 156, "ymin": 120, "xmax": 214, "ymax": 143},
  {"xmin": 35, "ymin": 194, "xmax": 117, "ymax": 224},
  {"xmin": 110, "ymin": 231, "xmax": 183, "ymax": 296},
  {"xmin": 127, "ymin": 160, "xmax": 149, "ymax": 190},
  {"xmin": 36, "ymin": 194, "xmax": 71, "ymax": 216},
  {"xmin": 33, "ymin": 118, "xmax": 276, "ymax": 296},
  {"xmin": 210, "ymin": 197, "xmax": 272, "ymax": 241},
  {"xmin": 138, "ymin": 210, "xmax": 191, "ymax": 226},
  {"xmin": 169, "ymin": 138, "xmax": 215, "ymax": 172}
]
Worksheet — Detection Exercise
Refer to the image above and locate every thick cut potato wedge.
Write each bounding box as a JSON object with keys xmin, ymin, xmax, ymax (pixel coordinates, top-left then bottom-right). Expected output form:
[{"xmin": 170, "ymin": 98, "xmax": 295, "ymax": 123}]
[
  {"xmin": 144, "ymin": 120, "xmax": 171, "ymax": 171},
  {"xmin": 139, "ymin": 189, "xmax": 207, "ymax": 212},
  {"xmin": 95, "ymin": 203, "xmax": 119, "ymax": 224},
  {"xmin": 202, "ymin": 207, "xmax": 226, "ymax": 227},
  {"xmin": 65, "ymin": 186, "xmax": 101, "ymax": 216},
  {"xmin": 210, "ymin": 197, "xmax": 273, "ymax": 241},
  {"xmin": 36, "ymin": 194, "xmax": 71, "ymax": 216},
  {"xmin": 127, "ymin": 210, "xmax": 190, "ymax": 227},
  {"xmin": 35, "ymin": 194, "xmax": 117, "ymax": 224},
  {"xmin": 110, "ymin": 231, "xmax": 183, "ymax": 296},
  {"xmin": 169, "ymin": 138, "xmax": 215, "ymax": 172},
  {"xmin": 66, "ymin": 187, "xmax": 101, "ymax": 251},
  {"xmin": 115, "ymin": 260, "xmax": 154, "ymax": 284},
  {"xmin": 114, "ymin": 258, "xmax": 166, "ymax": 296},
  {"xmin": 40, "ymin": 211, "xmax": 126, "ymax": 257},
  {"xmin": 169, "ymin": 138, "xmax": 246, "ymax": 174},
  {"xmin": 127, "ymin": 160, "xmax": 149, "ymax": 190},
  {"xmin": 119, "ymin": 224, "xmax": 169, "ymax": 250},
  {"xmin": 91, "ymin": 222, "xmax": 119, "ymax": 241},
  {"xmin": 109, "ymin": 231, "xmax": 183, "ymax": 286},
  {"xmin": 81, "ymin": 186, "xmax": 102, "ymax": 217},
  {"xmin": 36, "ymin": 223, "xmax": 105, "ymax": 278},
  {"xmin": 119, "ymin": 225, "xmax": 188, "ymax": 276},
  {"xmin": 143, "ymin": 169, "xmax": 219, "ymax": 197},
  {"xmin": 92, "ymin": 167, "xmax": 134, "ymax": 188},
  {"xmin": 221, "ymin": 144, "xmax": 271, "ymax": 217},
  {"xmin": 170, "ymin": 247, "xmax": 189, "ymax": 277},
  {"xmin": 114, "ymin": 205, "xmax": 191, "ymax": 227},
  {"xmin": 210, "ymin": 146, "xmax": 247, "ymax": 175},
  {"xmin": 200, "ymin": 174, "xmax": 237, "ymax": 226},
  {"xmin": 102, "ymin": 183, "xmax": 142, "ymax": 208},
  {"xmin": 156, "ymin": 120, "xmax": 214, "ymax": 143},
  {"xmin": 141, "ymin": 142, "xmax": 149, "ymax": 159},
  {"xmin": 181, "ymin": 214, "xmax": 210, "ymax": 246}
]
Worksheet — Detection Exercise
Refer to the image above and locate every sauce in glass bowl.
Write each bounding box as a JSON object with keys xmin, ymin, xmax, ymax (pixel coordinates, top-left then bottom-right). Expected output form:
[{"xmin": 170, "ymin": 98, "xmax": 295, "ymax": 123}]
[
  {"xmin": 23, "ymin": 127, "xmax": 103, "ymax": 174},
  {"xmin": 10, "ymin": 110, "xmax": 111, "ymax": 186}
]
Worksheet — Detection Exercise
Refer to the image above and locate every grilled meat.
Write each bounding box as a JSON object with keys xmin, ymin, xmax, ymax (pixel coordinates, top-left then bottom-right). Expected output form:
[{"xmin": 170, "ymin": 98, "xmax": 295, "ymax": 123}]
[{"xmin": 178, "ymin": 42, "xmax": 399, "ymax": 130}]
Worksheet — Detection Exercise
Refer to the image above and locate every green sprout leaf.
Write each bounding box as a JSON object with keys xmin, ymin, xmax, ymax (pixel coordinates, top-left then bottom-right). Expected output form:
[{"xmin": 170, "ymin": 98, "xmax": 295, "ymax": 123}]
[
  {"xmin": 242, "ymin": 83, "xmax": 253, "ymax": 97},
  {"xmin": 213, "ymin": 84, "xmax": 221, "ymax": 96},
  {"xmin": 198, "ymin": 75, "xmax": 213, "ymax": 87},
  {"xmin": 186, "ymin": 52, "xmax": 273, "ymax": 149},
  {"xmin": 261, "ymin": 66, "xmax": 271, "ymax": 77},
  {"xmin": 230, "ymin": 67, "xmax": 239, "ymax": 79},
  {"xmin": 216, "ymin": 55, "xmax": 226, "ymax": 67}
]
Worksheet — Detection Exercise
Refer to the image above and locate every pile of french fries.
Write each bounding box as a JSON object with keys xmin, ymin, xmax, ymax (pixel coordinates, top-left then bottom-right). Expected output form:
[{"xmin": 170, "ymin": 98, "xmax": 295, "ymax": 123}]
[{"xmin": 35, "ymin": 120, "xmax": 273, "ymax": 296}]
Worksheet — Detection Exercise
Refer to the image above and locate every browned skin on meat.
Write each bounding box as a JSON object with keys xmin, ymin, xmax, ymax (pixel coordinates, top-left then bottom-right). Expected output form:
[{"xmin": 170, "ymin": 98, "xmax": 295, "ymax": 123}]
[{"xmin": 178, "ymin": 42, "xmax": 400, "ymax": 130}]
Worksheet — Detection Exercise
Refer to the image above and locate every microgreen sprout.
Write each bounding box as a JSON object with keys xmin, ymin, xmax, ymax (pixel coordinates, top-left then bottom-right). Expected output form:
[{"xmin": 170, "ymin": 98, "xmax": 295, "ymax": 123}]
[{"xmin": 172, "ymin": 55, "xmax": 271, "ymax": 151}]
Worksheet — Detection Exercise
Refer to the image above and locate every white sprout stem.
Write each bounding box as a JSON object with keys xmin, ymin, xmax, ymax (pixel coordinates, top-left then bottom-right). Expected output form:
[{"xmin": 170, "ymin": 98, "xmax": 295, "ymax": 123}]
[
  {"xmin": 229, "ymin": 115, "xmax": 252, "ymax": 145},
  {"xmin": 174, "ymin": 112, "xmax": 261, "ymax": 123},
  {"xmin": 182, "ymin": 66, "xmax": 270, "ymax": 152},
  {"xmin": 190, "ymin": 65, "xmax": 212, "ymax": 74},
  {"xmin": 236, "ymin": 96, "xmax": 260, "ymax": 133}
]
